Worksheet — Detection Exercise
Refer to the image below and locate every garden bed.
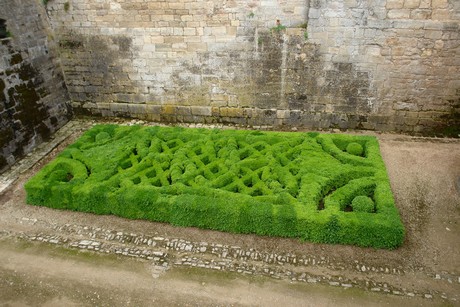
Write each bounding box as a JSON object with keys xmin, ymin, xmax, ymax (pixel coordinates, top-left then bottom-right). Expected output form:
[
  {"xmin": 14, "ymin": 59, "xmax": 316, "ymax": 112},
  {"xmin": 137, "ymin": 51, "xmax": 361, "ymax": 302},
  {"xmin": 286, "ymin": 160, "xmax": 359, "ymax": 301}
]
[{"xmin": 25, "ymin": 125, "xmax": 404, "ymax": 249}]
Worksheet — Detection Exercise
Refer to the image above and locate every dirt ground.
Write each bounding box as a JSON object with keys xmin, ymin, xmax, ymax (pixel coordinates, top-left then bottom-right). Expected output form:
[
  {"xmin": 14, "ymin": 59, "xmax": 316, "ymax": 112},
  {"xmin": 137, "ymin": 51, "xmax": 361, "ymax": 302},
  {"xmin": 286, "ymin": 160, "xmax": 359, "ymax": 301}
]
[
  {"xmin": 0, "ymin": 238, "xmax": 435, "ymax": 307},
  {"xmin": 0, "ymin": 120, "xmax": 459, "ymax": 306}
]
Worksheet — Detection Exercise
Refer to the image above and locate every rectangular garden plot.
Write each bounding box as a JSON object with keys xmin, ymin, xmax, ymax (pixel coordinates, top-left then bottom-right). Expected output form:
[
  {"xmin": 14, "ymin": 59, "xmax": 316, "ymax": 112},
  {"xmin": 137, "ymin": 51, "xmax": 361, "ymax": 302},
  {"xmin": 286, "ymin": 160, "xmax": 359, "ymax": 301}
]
[{"xmin": 25, "ymin": 125, "xmax": 405, "ymax": 249}]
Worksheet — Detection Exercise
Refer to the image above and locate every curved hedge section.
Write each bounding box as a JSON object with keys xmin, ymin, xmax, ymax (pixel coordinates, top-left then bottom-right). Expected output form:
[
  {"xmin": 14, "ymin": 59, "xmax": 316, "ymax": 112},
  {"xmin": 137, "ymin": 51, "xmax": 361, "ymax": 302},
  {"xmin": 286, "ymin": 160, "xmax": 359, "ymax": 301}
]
[{"xmin": 25, "ymin": 125, "xmax": 404, "ymax": 249}]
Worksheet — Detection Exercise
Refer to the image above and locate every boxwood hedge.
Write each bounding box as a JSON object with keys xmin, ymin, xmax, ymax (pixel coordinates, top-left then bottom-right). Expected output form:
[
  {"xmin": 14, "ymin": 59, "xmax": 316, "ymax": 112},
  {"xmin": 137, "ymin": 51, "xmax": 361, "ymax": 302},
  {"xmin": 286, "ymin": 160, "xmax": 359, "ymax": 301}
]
[{"xmin": 25, "ymin": 125, "xmax": 405, "ymax": 249}]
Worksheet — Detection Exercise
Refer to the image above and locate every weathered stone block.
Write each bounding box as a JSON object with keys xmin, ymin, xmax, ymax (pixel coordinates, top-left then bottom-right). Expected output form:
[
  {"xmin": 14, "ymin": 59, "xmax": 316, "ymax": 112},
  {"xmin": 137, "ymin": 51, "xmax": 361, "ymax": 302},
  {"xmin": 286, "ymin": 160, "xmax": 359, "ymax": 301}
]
[
  {"xmin": 161, "ymin": 105, "xmax": 177, "ymax": 115},
  {"xmin": 225, "ymin": 107, "xmax": 244, "ymax": 118},
  {"xmin": 424, "ymin": 30, "xmax": 443, "ymax": 39},
  {"xmin": 176, "ymin": 106, "xmax": 191, "ymax": 115},
  {"xmin": 431, "ymin": 0, "xmax": 449, "ymax": 9},
  {"xmin": 404, "ymin": 0, "xmax": 421, "ymax": 9},
  {"xmin": 344, "ymin": 0, "xmax": 359, "ymax": 8},
  {"xmin": 388, "ymin": 9, "xmax": 411, "ymax": 19},
  {"xmin": 367, "ymin": 20, "xmax": 394, "ymax": 29},
  {"xmin": 187, "ymin": 42, "xmax": 208, "ymax": 52},
  {"xmin": 431, "ymin": 9, "xmax": 451, "ymax": 20},
  {"xmin": 145, "ymin": 104, "xmax": 161, "ymax": 114},
  {"xmin": 307, "ymin": 8, "xmax": 320, "ymax": 19},
  {"xmin": 387, "ymin": 0, "xmax": 404, "ymax": 9},
  {"xmin": 410, "ymin": 9, "xmax": 432, "ymax": 20},
  {"xmin": 155, "ymin": 44, "xmax": 172, "ymax": 52},
  {"xmin": 276, "ymin": 110, "xmax": 290, "ymax": 119},
  {"xmin": 191, "ymin": 106, "xmax": 211, "ymax": 116},
  {"xmin": 127, "ymin": 103, "xmax": 146, "ymax": 115}
]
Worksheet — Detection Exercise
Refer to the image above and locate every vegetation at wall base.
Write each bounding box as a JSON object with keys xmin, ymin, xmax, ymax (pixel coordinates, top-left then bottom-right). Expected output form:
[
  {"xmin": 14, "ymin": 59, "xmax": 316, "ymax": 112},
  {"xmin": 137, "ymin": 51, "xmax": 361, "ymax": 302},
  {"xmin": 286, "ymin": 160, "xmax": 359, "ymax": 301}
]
[
  {"xmin": 25, "ymin": 125, "xmax": 405, "ymax": 249},
  {"xmin": 271, "ymin": 24, "xmax": 287, "ymax": 33}
]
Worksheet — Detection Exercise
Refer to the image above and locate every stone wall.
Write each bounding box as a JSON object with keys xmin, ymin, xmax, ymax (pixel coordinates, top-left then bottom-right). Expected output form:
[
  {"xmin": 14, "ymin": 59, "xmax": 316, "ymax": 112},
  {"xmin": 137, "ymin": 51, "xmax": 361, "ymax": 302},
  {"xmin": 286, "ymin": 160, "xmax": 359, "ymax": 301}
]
[
  {"xmin": 307, "ymin": 0, "xmax": 460, "ymax": 134},
  {"xmin": 0, "ymin": 0, "xmax": 73, "ymax": 173},
  {"xmin": 41, "ymin": 0, "xmax": 460, "ymax": 134}
]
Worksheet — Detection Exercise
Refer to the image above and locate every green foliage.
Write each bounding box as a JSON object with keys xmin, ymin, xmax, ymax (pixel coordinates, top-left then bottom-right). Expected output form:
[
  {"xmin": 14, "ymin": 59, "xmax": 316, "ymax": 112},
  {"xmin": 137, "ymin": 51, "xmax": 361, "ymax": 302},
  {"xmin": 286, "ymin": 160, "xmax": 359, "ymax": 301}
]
[
  {"xmin": 323, "ymin": 214, "xmax": 342, "ymax": 243},
  {"xmin": 298, "ymin": 22, "xmax": 308, "ymax": 29},
  {"xmin": 346, "ymin": 142, "xmax": 364, "ymax": 156},
  {"xmin": 64, "ymin": 2, "xmax": 70, "ymax": 12},
  {"xmin": 25, "ymin": 125, "xmax": 405, "ymax": 249},
  {"xmin": 271, "ymin": 24, "xmax": 287, "ymax": 33},
  {"xmin": 95, "ymin": 131, "xmax": 110, "ymax": 143},
  {"xmin": 296, "ymin": 22, "xmax": 309, "ymax": 40},
  {"xmin": 352, "ymin": 196, "xmax": 374, "ymax": 213}
]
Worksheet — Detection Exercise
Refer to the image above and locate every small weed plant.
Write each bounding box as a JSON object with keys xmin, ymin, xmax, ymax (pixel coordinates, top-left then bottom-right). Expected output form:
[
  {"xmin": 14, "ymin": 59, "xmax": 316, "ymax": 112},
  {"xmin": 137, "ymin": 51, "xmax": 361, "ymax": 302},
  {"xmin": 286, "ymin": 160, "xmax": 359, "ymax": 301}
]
[
  {"xmin": 25, "ymin": 125, "xmax": 405, "ymax": 249},
  {"xmin": 271, "ymin": 24, "xmax": 287, "ymax": 33}
]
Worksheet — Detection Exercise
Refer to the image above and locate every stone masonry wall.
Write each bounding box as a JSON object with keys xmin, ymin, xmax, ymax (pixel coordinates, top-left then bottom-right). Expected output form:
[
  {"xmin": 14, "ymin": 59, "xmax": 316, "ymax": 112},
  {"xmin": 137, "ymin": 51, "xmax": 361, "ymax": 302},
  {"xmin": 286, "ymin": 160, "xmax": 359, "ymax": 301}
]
[
  {"xmin": 307, "ymin": 0, "xmax": 460, "ymax": 133},
  {"xmin": 0, "ymin": 0, "xmax": 73, "ymax": 173},
  {"xmin": 45, "ymin": 0, "xmax": 459, "ymax": 135}
]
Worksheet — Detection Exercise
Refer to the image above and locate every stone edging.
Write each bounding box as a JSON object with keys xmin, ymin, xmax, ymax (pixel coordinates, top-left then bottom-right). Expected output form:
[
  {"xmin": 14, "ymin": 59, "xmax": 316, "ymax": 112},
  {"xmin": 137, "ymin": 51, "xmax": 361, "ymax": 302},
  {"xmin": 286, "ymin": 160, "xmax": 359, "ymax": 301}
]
[{"xmin": 1, "ymin": 219, "xmax": 457, "ymax": 303}]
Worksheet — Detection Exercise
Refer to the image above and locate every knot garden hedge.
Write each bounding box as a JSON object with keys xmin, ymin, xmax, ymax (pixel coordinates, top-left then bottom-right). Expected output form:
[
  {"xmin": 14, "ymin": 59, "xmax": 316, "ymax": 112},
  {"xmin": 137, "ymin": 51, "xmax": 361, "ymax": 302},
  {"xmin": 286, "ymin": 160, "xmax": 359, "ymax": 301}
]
[{"xmin": 25, "ymin": 125, "xmax": 405, "ymax": 249}]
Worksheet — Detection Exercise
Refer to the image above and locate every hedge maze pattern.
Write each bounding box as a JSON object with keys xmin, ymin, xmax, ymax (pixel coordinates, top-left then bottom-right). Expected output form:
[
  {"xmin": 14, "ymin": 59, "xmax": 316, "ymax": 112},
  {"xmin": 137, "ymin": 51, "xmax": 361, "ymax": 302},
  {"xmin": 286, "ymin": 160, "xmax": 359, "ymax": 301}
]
[{"xmin": 25, "ymin": 125, "xmax": 405, "ymax": 249}]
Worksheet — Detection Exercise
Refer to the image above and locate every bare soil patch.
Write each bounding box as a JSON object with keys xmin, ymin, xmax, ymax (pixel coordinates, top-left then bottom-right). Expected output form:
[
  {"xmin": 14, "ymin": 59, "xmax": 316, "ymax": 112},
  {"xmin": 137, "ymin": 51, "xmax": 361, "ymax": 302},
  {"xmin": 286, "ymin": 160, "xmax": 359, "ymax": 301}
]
[{"xmin": 0, "ymin": 239, "xmax": 438, "ymax": 307}]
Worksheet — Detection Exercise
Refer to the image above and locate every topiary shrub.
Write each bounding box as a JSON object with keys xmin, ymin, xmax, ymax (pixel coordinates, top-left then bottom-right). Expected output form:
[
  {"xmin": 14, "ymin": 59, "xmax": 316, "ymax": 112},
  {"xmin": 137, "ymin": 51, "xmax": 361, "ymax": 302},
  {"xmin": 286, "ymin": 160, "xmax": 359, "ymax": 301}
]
[
  {"xmin": 25, "ymin": 125, "xmax": 405, "ymax": 249},
  {"xmin": 351, "ymin": 195, "xmax": 374, "ymax": 213},
  {"xmin": 346, "ymin": 142, "xmax": 364, "ymax": 156},
  {"xmin": 95, "ymin": 131, "xmax": 111, "ymax": 143}
]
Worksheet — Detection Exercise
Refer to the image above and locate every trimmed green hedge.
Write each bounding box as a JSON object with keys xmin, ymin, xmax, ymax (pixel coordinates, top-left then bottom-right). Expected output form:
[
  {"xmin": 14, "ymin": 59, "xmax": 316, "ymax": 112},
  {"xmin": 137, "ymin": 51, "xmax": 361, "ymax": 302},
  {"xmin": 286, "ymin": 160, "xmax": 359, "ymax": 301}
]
[
  {"xmin": 352, "ymin": 196, "xmax": 374, "ymax": 213},
  {"xmin": 346, "ymin": 142, "xmax": 364, "ymax": 156},
  {"xmin": 25, "ymin": 125, "xmax": 405, "ymax": 249}
]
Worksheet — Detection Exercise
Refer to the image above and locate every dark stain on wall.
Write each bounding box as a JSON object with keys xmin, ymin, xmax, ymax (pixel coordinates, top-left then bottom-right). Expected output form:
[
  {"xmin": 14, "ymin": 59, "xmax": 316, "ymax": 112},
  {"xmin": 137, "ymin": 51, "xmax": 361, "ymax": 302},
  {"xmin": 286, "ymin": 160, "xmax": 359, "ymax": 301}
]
[
  {"xmin": 58, "ymin": 30, "xmax": 136, "ymax": 107},
  {"xmin": 251, "ymin": 32, "xmax": 285, "ymax": 109},
  {"xmin": 0, "ymin": 0, "xmax": 73, "ymax": 173},
  {"xmin": 1, "ymin": 40, "xmax": 51, "ymax": 169}
]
